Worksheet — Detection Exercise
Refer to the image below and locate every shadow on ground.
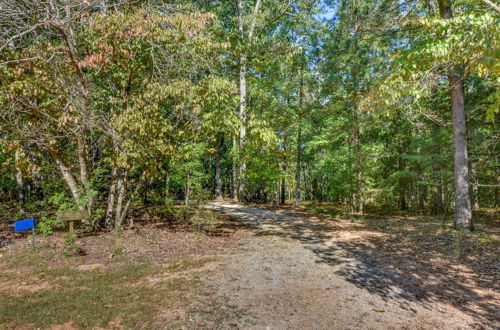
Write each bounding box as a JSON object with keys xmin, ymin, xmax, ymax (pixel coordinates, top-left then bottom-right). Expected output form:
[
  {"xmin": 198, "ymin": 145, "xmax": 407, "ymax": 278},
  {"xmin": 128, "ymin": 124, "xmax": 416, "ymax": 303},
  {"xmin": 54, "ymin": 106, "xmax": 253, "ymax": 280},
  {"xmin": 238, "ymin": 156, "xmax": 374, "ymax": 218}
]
[{"xmin": 212, "ymin": 202, "xmax": 500, "ymax": 328}]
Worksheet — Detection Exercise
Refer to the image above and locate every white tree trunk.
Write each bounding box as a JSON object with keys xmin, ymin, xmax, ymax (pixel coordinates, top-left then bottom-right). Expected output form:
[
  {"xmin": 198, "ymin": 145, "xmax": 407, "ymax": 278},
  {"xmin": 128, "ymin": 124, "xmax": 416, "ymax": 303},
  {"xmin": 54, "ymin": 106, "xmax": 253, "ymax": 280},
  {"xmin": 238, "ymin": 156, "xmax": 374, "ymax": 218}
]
[
  {"xmin": 14, "ymin": 149, "xmax": 25, "ymax": 210},
  {"xmin": 236, "ymin": 0, "xmax": 263, "ymax": 201},
  {"xmin": 105, "ymin": 164, "xmax": 118, "ymax": 226},
  {"xmin": 114, "ymin": 168, "xmax": 128, "ymax": 229},
  {"xmin": 77, "ymin": 129, "xmax": 93, "ymax": 214}
]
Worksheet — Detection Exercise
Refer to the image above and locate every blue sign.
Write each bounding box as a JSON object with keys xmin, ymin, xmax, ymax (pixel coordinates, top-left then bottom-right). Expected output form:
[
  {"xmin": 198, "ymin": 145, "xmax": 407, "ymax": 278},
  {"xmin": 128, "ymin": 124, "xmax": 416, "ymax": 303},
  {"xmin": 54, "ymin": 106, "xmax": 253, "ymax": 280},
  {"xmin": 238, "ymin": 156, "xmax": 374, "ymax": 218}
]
[{"xmin": 14, "ymin": 218, "xmax": 35, "ymax": 232}]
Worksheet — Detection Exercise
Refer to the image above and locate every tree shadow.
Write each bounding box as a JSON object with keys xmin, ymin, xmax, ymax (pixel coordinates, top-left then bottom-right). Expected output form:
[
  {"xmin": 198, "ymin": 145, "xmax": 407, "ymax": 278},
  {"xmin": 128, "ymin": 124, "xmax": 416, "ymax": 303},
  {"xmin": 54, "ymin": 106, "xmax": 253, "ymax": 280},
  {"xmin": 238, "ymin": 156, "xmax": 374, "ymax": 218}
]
[{"xmin": 216, "ymin": 203, "xmax": 500, "ymax": 328}]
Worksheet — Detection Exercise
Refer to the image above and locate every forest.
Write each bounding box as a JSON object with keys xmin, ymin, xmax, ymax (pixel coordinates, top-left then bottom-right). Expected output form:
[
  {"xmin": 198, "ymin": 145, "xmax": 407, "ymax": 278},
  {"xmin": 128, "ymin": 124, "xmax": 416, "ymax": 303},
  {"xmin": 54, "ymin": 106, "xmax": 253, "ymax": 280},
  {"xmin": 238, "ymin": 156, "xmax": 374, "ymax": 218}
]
[
  {"xmin": 1, "ymin": 0, "xmax": 498, "ymax": 231},
  {"xmin": 0, "ymin": 0, "xmax": 499, "ymax": 328}
]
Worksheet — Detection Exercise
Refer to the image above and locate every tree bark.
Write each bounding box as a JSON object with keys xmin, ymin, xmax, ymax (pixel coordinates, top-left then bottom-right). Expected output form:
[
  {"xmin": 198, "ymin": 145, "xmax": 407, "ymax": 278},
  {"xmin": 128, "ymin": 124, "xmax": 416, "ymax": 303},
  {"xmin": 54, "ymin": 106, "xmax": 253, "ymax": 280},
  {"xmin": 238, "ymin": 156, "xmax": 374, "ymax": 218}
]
[
  {"xmin": 398, "ymin": 151, "xmax": 407, "ymax": 211},
  {"xmin": 353, "ymin": 106, "xmax": 363, "ymax": 214},
  {"xmin": 295, "ymin": 68, "xmax": 304, "ymax": 207},
  {"xmin": 438, "ymin": 0, "xmax": 473, "ymax": 230},
  {"xmin": 295, "ymin": 123, "xmax": 302, "ymax": 206},
  {"xmin": 105, "ymin": 138, "xmax": 120, "ymax": 226},
  {"xmin": 237, "ymin": 0, "xmax": 247, "ymax": 201},
  {"xmin": 77, "ymin": 128, "xmax": 93, "ymax": 214},
  {"xmin": 238, "ymin": 54, "xmax": 248, "ymax": 201},
  {"xmin": 120, "ymin": 178, "xmax": 145, "ymax": 228},
  {"xmin": 105, "ymin": 164, "xmax": 118, "ymax": 226},
  {"xmin": 114, "ymin": 168, "xmax": 129, "ymax": 229},
  {"xmin": 416, "ymin": 130, "xmax": 426, "ymax": 212},
  {"xmin": 431, "ymin": 124, "xmax": 444, "ymax": 214},
  {"xmin": 14, "ymin": 149, "xmax": 25, "ymax": 210},
  {"xmin": 232, "ymin": 136, "xmax": 238, "ymax": 201},
  {"xmin": 470, "ymin": 160, "xmax": 480, "ymax": 210},
  {"xmin": 165, "ymin": 168, "xmax": 170, "ymax": 204},
  {"xmin": 280, "ymin": 135, "xmax": 287, "ymax": 205},
  {"xmin": 449, "ymin": 73, "xmax": 473, "ymax": 230},
  {"xmin": 51, "ymin": 151, "xmax": 83, "ymax": 209},
  {"xmin": 236, "ymin": 0, "xmax": 262, "ymax": 202},
  {"xmin": 215, "ymin": 133, "xmax": 224, "ymax": 200},
  {"xmin": 185, "ymin": 171, "xmax": 191, "ymax": 205}
]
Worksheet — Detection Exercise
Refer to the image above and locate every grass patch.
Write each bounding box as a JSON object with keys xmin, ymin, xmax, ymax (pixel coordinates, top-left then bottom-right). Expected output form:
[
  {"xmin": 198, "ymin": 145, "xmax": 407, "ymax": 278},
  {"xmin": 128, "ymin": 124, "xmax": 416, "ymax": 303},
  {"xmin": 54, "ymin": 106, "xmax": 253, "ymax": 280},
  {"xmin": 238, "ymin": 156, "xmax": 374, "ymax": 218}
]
[{"xmin": 0, "ymin": 257, "xmax": 213, "ymax": 328}]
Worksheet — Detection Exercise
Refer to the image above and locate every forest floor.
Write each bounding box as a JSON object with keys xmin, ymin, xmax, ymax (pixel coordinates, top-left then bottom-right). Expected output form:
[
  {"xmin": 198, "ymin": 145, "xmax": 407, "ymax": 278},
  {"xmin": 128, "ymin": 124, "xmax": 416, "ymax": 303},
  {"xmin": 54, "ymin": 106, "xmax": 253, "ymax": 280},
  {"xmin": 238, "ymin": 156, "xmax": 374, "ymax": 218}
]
[
  {"xmin": 0, "ymin": 202, "xmax": 498, "ymax": 329},
  {"xmin": 0, "ymin": 208, "xmax": 253, "ymax": 329}
]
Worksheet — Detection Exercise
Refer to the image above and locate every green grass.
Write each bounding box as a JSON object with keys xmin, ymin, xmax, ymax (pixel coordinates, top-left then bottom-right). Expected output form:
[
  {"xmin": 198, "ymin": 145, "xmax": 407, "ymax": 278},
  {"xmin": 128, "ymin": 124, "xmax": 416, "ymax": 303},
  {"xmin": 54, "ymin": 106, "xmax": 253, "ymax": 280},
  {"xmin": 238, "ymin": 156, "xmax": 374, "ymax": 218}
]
[{"xmin": 0, "ymin": 257, "xmax": 213, "ymax": 329}]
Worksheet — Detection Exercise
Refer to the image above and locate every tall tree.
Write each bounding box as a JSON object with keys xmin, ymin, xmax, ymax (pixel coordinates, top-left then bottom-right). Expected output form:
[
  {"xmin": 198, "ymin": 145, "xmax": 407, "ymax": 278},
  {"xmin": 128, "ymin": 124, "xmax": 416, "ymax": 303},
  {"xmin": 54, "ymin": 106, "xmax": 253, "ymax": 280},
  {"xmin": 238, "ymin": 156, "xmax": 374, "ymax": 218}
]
[
  {"xmin": 236, "ymin": 0, "xmax": 262, "ymax": 201},
  {"xmin": 437, "ymin": 0, "xmax": 473, "ymax": 230}
]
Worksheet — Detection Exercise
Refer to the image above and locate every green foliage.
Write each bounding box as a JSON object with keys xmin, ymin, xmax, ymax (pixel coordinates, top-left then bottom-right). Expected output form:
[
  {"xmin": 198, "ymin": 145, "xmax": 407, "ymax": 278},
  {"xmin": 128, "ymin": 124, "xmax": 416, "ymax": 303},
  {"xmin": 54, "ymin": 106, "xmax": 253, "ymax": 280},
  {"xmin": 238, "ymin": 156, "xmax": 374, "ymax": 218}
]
[
  {"xmin": 0, "ymin": 0, "xmax": 498, "ymax": 227},
  {"xmin": 36, "ymin": 216, "xmax": 61, "ymax": 237},
  {"xmin": 47, "ymin": 192, "xmax": 75, "ymax": 211},
  {"xmin": 63, "ymin": 233, "xmax": 85, "ymax": 257}
]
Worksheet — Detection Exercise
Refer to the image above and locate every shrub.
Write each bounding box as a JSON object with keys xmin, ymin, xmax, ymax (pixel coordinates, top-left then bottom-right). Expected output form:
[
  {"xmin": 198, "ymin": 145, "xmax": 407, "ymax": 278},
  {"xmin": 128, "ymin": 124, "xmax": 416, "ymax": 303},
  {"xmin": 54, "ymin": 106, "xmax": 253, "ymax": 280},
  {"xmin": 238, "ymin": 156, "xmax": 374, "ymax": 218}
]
[{"xmin": 37, "ymin": 215, "xmax": 61, "ymax": 236}]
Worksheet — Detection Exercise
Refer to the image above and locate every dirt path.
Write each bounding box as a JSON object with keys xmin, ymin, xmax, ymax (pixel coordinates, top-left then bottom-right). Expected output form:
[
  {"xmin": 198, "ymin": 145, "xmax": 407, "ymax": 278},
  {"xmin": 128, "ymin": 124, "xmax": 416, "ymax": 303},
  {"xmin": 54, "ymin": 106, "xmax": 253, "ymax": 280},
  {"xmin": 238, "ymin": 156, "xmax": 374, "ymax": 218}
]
[{"xmin": 203, "ymin": 202, "xmax": 492, "ymax": 330}]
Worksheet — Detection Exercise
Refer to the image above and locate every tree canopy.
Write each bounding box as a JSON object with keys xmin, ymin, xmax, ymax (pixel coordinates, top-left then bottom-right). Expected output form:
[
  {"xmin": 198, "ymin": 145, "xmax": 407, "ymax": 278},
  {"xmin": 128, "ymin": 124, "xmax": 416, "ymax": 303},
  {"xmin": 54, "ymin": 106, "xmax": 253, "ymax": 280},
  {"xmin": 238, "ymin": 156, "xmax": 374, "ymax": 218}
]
[{"xmin": 1, "ymin": 0, "xmax": 498, "ymax": 232}]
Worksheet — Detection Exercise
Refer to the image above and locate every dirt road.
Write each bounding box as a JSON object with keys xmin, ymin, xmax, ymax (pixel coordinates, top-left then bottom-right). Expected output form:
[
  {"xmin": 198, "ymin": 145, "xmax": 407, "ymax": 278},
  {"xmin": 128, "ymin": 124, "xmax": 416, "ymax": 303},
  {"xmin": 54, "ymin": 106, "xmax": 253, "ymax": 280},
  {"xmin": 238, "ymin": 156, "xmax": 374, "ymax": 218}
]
[{"xmin": 202, "ymin": 202, "xmax": 490, "ymax": 329}]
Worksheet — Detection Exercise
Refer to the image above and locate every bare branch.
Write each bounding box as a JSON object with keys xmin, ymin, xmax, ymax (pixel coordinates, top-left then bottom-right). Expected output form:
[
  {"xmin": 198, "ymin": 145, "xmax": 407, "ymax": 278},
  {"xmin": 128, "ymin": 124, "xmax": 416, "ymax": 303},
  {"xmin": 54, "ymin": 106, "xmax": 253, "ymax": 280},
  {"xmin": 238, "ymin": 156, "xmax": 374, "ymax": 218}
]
[
  {"xmin": 481, "ymin": 0, "xmax": 500, "ymax": 13},
  {"xmin": 0, "ymin": 23, "xmax": 43, "ymax": 52},
  {"xmin": 248, "ymin": 0, "xmax": 263, "ymax": 39}
]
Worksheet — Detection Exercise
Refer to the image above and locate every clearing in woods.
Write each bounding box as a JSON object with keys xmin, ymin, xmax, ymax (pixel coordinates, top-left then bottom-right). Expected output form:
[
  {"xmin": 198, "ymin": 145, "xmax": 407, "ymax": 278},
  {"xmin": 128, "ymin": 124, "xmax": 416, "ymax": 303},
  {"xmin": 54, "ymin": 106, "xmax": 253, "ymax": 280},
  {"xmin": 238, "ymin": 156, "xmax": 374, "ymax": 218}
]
[{"xmin": 0, "ymin": 202, "xmax": 498, "ymax": 329}]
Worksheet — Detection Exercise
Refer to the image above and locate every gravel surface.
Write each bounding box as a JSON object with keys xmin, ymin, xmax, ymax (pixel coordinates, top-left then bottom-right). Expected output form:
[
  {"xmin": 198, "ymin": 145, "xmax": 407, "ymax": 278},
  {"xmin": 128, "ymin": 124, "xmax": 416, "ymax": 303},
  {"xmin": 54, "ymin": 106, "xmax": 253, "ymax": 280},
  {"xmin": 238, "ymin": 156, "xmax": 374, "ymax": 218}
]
[{"xmin": 205, "ymin": 202, "xmax": 482, "ymax": 330}]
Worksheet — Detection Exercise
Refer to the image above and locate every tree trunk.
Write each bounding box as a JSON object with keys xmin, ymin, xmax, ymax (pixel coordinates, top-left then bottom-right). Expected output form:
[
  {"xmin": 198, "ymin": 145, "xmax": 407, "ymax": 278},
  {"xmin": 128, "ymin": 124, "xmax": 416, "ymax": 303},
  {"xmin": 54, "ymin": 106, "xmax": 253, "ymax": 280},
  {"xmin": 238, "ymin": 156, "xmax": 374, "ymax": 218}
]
[
  {"xmin": 77, "ymin": 128, "xmax": 93, "ymax": 214},
  {"xmin": 418, "ymin": 173, "xmax": 426, "ymax": 212},
  {"xmin": 105, "ymin": 164, "xmax": 118, "ymax": 226},
  {"xmin": 295, "ymin": 66, "xmax": 305, "ymax": 207},
  {"xmin": 353, "ymin": 106, "xmax": 363, "ymax": 214},
  {"xmin": 106, "ymin": 139, "xmax": 119, "ymax": 226},
  {"xmin": 470, "ymin": 158, "xmax": 480, "ymax": 210},
  {"xmin": 185, "ymin": 171, "xmax": 191, "ymax": 205},
  {"xmin": 416, "ymin": 131, "xmax": 426, "ymax": 212},
  {"xmin": 450, "ymin": 73, "xmax": 473, "ymax": 230},
  {"xmin": 215, "ymin": 133, "xmax": 224, "ymax": 200},
  {"xmin": 165, "ymin": 170, "xmax": 170, "ymax": 204},
  {"xmin": 438, "ymin": 0, "xmax": 473, "ymax": 230},
  {"xmin": 120, "ymin": 178, "xmax": 145, "ymax": 228},
  {"xmin": 469, "ymin": 128, "xmax": 480, "ymax": 210},
  {"xmin": 238, "ymin": 55, "xmax": 247, "ymax": 201},
  {"xmin": 280, "ymin": 137, "xmax": 287, "ymax": 205},
  {"xmin": 114, "ymin": 168, "xmax": 129, "ymax": 230},
  {"xmin": 431, "ymin": 125, "xmax": 444, "ymax": 214},
  {"xmin": 237, "ymin": 0, "xmax": 247, "ymax": 202},
  {"xmin": 232, "ymin": 136, "xmax": 238, "ymax": 201},
  {"xmin": 280, "ymin": 176, "xmax": 286, "ymax": 205},
  {"xmin": 295, "ymin": 123, "xmax": 302, "ymax": 207},
  {"xmin": 398, "ymin": 153, "xmax": 407, "ymax": 211},
  {"xmin": 14, "ymin": 149, "xmax": 25, "ymax": 209},
  {"xmin": 50, "ymin": 151, "xmax": 82, "ymax": 206},
  {"xmin": 235, "ymin": 0, "xmax": 262, "ymax": 202}
]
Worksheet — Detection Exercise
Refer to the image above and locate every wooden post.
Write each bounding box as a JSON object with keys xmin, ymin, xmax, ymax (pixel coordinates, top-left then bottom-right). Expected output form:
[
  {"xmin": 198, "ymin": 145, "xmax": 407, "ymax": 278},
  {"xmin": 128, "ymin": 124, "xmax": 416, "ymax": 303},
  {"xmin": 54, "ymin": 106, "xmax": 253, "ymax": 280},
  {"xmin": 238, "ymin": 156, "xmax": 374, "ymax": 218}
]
[{"xmin": 57, "ymin": 210, "xmax": 85, "ymax": 233}]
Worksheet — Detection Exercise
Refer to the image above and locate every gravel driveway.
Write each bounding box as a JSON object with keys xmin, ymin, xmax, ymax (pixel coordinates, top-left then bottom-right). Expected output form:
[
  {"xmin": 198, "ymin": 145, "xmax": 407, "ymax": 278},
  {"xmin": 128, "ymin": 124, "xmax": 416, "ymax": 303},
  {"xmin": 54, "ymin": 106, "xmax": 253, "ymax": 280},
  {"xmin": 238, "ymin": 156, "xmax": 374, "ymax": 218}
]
[{"xmin": 203, "ymin": 202, "xmax": 482, "ymax": 330}]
